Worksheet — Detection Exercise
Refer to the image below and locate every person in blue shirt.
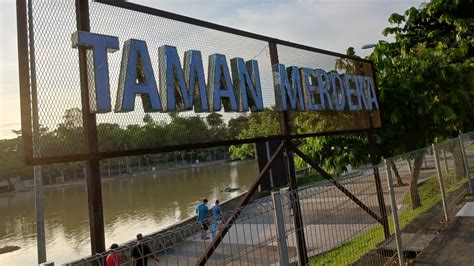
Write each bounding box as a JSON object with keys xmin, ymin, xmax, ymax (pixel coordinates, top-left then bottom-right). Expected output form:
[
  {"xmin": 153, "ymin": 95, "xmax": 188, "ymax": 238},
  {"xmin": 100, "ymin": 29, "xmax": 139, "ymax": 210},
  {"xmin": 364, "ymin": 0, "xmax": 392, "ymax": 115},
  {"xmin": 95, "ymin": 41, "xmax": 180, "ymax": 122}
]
[
  {"xmin": 212, "ymin": 200, "xmax": 223, "ymax": 232},
  {"xmin": 196, "ymin": 199, "xmax": 210, "ymax": 240}
]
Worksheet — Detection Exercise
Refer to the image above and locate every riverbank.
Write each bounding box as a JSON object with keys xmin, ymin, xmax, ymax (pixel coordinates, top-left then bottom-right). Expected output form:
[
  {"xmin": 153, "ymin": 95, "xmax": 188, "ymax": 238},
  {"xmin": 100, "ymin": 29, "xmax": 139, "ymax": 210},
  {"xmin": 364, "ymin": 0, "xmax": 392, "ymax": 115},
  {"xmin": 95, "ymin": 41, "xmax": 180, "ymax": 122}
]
[
  {"xmin": 0, "ymin": 159, "xmax": 235, "ymax": 197},
  {"xmin": 0, "ymin": 160, "xmax": 258, "ymax": 265}
]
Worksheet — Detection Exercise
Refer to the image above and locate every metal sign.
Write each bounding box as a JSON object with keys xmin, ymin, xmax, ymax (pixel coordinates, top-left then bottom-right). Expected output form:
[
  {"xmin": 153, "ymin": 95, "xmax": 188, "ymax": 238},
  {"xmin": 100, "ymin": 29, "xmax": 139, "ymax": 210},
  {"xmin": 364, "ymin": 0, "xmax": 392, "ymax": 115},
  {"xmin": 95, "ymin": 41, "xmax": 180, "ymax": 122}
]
[
  {"xmin": 17, "ymin": 0, "xmax": 381, "ymax": 165},
  {"xmin": 72, "ymin": 31, "xmax": 378, "ymax": 114}
]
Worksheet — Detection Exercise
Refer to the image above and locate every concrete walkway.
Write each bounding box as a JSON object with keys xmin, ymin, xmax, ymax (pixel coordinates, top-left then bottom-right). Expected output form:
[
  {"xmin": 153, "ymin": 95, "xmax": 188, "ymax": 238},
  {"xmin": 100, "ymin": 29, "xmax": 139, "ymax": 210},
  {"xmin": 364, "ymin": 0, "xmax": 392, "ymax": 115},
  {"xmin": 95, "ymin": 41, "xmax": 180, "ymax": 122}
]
[
  {"xmin": 414, "ymin": 198, "xmax": 474, "ymax": 266},
  {"xmin": 153, "ymin": 161, "xmax": 435, "ymax": 265}
]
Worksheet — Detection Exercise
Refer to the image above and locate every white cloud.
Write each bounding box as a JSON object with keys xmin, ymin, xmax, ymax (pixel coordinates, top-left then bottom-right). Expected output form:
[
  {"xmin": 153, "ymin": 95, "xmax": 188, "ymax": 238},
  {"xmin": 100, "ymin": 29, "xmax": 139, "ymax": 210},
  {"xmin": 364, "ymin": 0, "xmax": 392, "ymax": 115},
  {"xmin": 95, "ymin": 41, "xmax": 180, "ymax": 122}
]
[{"xmin": 133, "ymin": 0, "xmax": 425, "ymax": 55}]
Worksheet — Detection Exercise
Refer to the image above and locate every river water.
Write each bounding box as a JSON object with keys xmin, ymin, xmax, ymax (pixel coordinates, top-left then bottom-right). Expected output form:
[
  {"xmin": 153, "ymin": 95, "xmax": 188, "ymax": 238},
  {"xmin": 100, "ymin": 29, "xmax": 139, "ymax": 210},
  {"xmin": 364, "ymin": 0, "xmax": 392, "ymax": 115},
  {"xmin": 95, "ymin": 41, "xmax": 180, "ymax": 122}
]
[{"xmin": 0, "ymin": 160, "xmax": 257, "ymax": 265}]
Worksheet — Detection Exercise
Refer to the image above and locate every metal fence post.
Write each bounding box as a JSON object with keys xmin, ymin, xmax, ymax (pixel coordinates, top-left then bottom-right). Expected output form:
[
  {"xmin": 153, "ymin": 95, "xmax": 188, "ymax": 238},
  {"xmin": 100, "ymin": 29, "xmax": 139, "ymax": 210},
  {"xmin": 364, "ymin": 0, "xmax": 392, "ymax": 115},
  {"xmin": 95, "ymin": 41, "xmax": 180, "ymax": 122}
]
[
  {"xmin": 442, "ymin": 149, "xmax": 449, "ymax": 175},
  {"xmin": 432, "ymin": 144, "xmax": 449, "ymax": 221},
  {"xmin": 272, "ymin": 191, "xmax": 290, "ymax": 266},
  {"xmin": 458, "ymin": 135, "xmax": 473, "ymax": 193},
  {"xmin": 269, "ymin": 39, "xmax": 308, "ymax": 265},
  {"xmin": 76, "ymin": 0, "xmax": 106, "ymax": 254},
  {"xmin": 22, "ymin": 0, "xmax": 47, "ymax": 262},
  {"xmin": 367, "ymin": 132, "xmax": 390, "ymax": 239},
  {"xmin": 385, "ymin": 159, "xmax": 404, "ymax": 265},
  {"xmin": 33, "ymin": 165, "xmax": 47, "ymax": 264},
  {"xmin": 407, "ymin": 159, "xmax": 412, "ymax": 175}
]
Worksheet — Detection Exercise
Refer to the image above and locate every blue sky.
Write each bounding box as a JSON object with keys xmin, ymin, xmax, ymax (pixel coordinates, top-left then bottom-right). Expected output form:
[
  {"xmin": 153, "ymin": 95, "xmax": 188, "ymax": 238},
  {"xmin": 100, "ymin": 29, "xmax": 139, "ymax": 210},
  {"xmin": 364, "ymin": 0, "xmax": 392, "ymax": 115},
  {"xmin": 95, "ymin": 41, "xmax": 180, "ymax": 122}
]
[{"xmin": 0, "ymin": 0, "xmax": 424, "ymax": 139}]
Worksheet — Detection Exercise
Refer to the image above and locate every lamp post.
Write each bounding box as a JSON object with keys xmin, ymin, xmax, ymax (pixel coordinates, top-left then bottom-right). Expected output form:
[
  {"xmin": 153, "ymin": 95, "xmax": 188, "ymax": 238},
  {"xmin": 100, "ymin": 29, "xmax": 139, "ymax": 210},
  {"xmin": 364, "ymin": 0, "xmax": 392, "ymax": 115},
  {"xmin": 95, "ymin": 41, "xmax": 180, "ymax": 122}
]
[{"xmin": 361, "ymin": 43, "xmax": 377, "ymax": 49}]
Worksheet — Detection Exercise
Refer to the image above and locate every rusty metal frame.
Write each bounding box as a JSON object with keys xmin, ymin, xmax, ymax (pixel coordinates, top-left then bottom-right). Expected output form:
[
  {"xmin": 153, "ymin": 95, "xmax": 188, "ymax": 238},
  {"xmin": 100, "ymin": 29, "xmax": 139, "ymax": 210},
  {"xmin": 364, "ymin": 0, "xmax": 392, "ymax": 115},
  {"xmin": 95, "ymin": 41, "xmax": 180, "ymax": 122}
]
[
  {"xmin": 15, "ymin": 0, "xmax": 389, "ymax": 261},
  {"xmin": 75, "ymin": 0, "xmax": 106, "ymax": 254},
  {"xmin": 16, "ymin": 0, "xmax": 33, "ymax": 162},
  {"xmin": 269, "ymin": 40, "xmax": 309, "ymax": 265},
  {"xmin": 96, "ymin": 0, "xmax": 373, "ymax": 64},
  {"xmin": 290, "ymin": 143, "xmax": 385, "ymax": 224},
  {"xmin": 197, "ymin": 139, "xmax": 389, "ymax": 265},
  {"xmin": 21, "ymin": 128, "xmax": 376, "ymax": 165},
  {"xmin": 18, "ymin": 0, "xmax": 381, "ymax": 166}
]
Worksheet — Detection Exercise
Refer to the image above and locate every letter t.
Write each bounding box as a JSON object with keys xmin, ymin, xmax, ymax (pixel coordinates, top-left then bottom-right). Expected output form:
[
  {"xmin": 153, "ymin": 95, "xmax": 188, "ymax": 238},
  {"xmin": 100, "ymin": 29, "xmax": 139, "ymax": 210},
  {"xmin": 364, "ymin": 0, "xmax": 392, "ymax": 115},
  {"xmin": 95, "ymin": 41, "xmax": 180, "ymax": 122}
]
[{"xmin": 72, "ymin": 31, "xmax": 119, "ymax": 113}]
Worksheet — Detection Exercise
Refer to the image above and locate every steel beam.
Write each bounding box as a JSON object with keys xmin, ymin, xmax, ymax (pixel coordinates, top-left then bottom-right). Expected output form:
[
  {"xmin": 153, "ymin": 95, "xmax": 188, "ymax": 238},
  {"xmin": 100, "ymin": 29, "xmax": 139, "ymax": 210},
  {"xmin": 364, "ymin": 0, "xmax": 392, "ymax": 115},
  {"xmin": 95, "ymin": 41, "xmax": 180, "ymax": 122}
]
[
  {"xmin": 289, "ymin": 143, "xmax": 385, "ymax": 225},
  {"xmin": 367, "ymin": 132, "xmax": 390, "ymax": 238},
  {"xmin": 75, "ymin": 0, "xmax": 106, "ymax": 254},
  {"xmin": 284, "ymin": 142, "xmax": 308, "ymax": 265}
]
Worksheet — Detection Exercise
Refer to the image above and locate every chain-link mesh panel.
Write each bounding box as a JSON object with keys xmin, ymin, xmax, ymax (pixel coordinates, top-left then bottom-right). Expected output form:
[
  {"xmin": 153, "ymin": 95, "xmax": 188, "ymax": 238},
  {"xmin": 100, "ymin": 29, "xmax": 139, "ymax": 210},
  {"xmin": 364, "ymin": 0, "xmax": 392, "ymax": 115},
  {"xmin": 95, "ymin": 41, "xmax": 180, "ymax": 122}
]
[
  {"xmin": 434, "ymin": 138, "xmax": 469, "ymax": 212},
  {"xmin": 66, "ymin": 194, "xmax": 282, "ymax": 266},
  {"xmin": 21, "ymin": 0, "xmax": 380, "ymax": 163},
  {"xmin": 461, "ymin": 132, "xmax": 474, "ymax": 176},
  {"xmin": 88, "ymin": 2, "xmax": 281, "ymax": 154},
  {"xmin": 291, "ymin": 165, "xmax": 390, "ymax": 265},
  {"xmin": 26, "ymin": 0, "xmax": 86, "ymax": 158},
  {"xmin": 63, "ymin": 133, "xmax": 473, "ymax": 265},
  {"xmin": 276, "ymin": 44, "xmax": 381, "ymax": 135},
  {"xmin": 385, "ymin": 153, "xmax": 441, "ymax": 266}
]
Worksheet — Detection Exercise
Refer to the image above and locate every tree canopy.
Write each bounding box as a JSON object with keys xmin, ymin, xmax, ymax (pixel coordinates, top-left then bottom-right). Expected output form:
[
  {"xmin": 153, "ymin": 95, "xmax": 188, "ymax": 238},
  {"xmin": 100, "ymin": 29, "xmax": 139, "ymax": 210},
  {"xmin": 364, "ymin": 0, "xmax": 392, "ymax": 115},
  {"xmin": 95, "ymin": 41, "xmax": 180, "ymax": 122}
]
[
  {"xmin": 229, "ymin": 0, "xmax": 473, "ymax": 175},
  {"xmin": 372, "ymin": 0, "xmax": 473, "ymax": 156}
]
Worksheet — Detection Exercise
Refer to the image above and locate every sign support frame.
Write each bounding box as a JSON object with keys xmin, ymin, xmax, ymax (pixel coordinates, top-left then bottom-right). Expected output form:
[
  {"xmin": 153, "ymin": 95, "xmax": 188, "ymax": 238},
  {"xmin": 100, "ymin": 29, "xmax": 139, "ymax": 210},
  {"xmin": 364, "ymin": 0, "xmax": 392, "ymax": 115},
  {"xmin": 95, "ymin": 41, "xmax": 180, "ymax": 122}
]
[
  {"xmin": 75, "ymin": 0, "xmax": 106, "ymax": 254},
  {"xmin": 269, "ymin": 41, "xmax": 309, "ymax": 265},
  {"xmin": 16, "ymin": 0, "xmax": 388, "ymax": 260}
]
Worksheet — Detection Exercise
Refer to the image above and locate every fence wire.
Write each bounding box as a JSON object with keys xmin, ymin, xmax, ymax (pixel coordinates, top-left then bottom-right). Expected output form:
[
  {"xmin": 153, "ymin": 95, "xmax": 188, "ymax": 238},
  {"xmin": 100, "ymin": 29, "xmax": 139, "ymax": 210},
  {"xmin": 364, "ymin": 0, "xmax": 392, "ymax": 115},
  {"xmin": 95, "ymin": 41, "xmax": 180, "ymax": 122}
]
[
  {"xmin": 382, "ymin": 133, "xmax": 473, "ymax": 265},
  {"xmin": 66, "ymin": 133, "xmax": 473, "ymax": 266},
  {"xmin": 22, "ymin": 0, "xmax": 380, "ymax": 163}
]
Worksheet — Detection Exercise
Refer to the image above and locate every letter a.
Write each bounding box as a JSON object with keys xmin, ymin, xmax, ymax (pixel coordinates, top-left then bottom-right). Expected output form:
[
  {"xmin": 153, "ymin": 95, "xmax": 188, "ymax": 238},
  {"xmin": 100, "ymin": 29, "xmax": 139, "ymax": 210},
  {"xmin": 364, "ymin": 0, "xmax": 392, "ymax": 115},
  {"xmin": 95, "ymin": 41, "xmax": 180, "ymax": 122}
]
[
  {"xmin": 208, "ymin": 54, "xmax": 238, "ymax": 112},
  {"xmin": 158, "ymin": 45, "xmax": 209, "ymax": 112},
  {"xmin": 115, "ymin": 39, "xmax": 162, "ymax": 112}
]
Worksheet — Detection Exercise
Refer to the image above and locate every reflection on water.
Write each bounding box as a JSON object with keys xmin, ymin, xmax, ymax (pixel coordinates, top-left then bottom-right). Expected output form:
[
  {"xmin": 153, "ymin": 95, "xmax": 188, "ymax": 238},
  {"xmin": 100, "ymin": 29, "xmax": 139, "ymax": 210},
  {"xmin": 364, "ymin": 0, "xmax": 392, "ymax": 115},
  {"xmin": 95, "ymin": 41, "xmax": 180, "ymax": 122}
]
[{"xmin": 0, "ymin": 160, "xmax": 257, "ymax": 265}]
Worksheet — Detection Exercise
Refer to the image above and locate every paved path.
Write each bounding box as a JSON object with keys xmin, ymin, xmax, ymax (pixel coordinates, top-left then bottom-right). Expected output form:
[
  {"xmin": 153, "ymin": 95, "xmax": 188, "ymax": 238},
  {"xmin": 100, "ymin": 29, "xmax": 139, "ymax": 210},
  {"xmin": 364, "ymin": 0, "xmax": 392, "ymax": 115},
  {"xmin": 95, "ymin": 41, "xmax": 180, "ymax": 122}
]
[
  {"xmin": 154, "ymin": 159, "xmax": 440, "ymax": 265},
  {"xmin": 414, "ymin": 198, "xmax": 474, "ymax": 265}
]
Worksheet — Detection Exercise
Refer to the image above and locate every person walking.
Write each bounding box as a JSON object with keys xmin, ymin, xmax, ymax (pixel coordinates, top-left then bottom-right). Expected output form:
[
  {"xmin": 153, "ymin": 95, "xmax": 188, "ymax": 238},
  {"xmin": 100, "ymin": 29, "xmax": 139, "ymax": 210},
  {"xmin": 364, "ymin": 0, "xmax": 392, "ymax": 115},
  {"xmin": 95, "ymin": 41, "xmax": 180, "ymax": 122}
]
[
  {"xmin": 212, "ymin": 200, "xmax": 223, "ymax": 232},
  {"xmin": 106, "ymin": 243, "xmax": 122, "ymax": 266},
  {"xmin": 131, "ymin": 234, "xmax": 159, "ymax": 266},
  {"xmin": 196, "ymin": 199, "xmax": 210, "ymax": 240}
]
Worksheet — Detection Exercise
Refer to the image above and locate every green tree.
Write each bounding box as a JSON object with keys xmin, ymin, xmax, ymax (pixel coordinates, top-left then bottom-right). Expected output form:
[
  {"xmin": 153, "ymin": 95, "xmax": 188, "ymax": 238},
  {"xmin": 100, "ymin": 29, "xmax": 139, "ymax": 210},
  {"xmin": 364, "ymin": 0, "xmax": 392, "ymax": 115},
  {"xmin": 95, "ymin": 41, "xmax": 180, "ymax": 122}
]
[
  {"xmin": 371, "ymin": 0, "xmax": 473, "ymax": 207},
  {"xmin": 227, "ymin": 116, "xmax": 249, "ymax": 138},
  {"xmin": 291, "ymin": 47, "xmax": 373, "ymax": 175},
  {"xmin": 206, "ymin": 112, "xmax": 224, "ymax": 130},
  {"xmin": 0, "ymin": 133, "xmax": 32, "ymax": 182},
  {"xmin": 206, "ymin": 112, "xmax": 228, "ymax": 141},
  {"xmin": 229, "ymin": 108, "xmax": 280, "ymax": 160},
  {"xmin": 143, "ymin": 113, "xmax": 154, "ymax": 124}
]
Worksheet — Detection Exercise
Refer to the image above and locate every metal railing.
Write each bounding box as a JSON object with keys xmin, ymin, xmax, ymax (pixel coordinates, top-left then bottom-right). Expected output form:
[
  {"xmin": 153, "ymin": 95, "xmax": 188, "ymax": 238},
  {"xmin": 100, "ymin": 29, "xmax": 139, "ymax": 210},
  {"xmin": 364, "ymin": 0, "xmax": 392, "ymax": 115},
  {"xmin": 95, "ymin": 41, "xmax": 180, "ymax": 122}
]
[
  {"xmin": 384, "ymin": 132, "xmax": 473, "ymax": 265},
  {"xmin": 66, "ymin": 132, "xmax": 473, "ymax": 266}
]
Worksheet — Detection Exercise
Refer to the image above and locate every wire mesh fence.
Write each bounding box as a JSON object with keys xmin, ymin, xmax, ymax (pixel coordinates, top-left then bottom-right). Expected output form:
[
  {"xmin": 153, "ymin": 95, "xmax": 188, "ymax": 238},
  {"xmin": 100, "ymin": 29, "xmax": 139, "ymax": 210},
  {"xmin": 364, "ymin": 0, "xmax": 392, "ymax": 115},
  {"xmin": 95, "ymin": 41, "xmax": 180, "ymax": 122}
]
[
  {"xmin": 66, "ymin": 195, "xmax": 281, "ymax": 266},
  {"xmin": 65, "ymin": 132, "xmax": 473, "ymax": 266},
  {"xmin": 382, "ymin": 147, "xmax": 440, "ymax": 265},
  {"xmin": 99, "ymin": 147, "xmax": 230, "ymax": 178},
  {"xmin": 460, "ymin": 132, "xmax": 474, "ymax": 190},
  {"xmin": 433, "ymin": 138, "xmax": 471, "ymax": 216},
  {"xmin": 65, "ymin": 165, "xmax": 390, "ymax": 266},
  {"xmin": 20, "ymin": 0, "xmax": 381, "ymax": 164},
  {"xmin": 282, "ymin": 166, "xmax": 391, "ymax": 265},
  {"xmin": 382, "ymin": 133, "xmax": 473, "ymax": 265}
]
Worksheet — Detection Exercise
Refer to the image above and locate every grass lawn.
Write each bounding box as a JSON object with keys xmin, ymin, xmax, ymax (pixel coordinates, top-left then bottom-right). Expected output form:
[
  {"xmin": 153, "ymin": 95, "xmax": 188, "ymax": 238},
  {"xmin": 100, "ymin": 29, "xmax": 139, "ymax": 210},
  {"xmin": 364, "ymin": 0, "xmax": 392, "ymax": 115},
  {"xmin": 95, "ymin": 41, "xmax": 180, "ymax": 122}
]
[
  {"xmin": 466, "ymin": 143, "xmax": 474, "ymax": 152},
  {"xmin": 309, "ymin": 177, "xmax": 447, "ymax": 265}
]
